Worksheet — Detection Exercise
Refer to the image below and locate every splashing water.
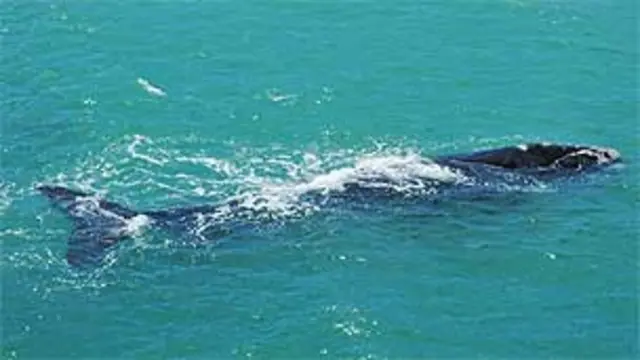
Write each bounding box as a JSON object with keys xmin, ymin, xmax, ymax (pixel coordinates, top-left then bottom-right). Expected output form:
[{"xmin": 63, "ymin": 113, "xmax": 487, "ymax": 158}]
[
  {"xmin": 39, "ymin": 134, "xmax": 559, "ymax": 223},
  {"xmin": 2, "ymin": 134, "xmax": 562, "ymax": 282}
]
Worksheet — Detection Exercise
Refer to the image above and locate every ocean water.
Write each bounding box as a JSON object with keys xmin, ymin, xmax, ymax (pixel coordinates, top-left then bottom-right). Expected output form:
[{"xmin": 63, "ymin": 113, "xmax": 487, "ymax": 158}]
[{"xmin": 1, "ymin": 1, "xmax": 638, "ymax": 359}]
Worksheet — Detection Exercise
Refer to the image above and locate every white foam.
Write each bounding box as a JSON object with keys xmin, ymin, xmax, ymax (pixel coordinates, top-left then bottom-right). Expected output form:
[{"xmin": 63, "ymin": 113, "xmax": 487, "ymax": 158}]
[
  {"xmin": 0, "ymin": 181, "xmax": 14, "ymax": 216},
  {"xmin": 353, "ymin": 155, "xmax": 458, "ymax": 183},
  {"xmin": 126, "ymin": 135, "xmax": 168, "ymax": 166},
  {"xmin": 175, "ymin": 155, "xmax": 239, "ymax": 176},
  {"xmin": 291, "ymin": 154, "xmax": 460, "ymax": 194},
  {"xmin": 137, "ymin": 77, "xmax": 166, "ymax": 97},
  {"xmin": 124, "ymin": 214, "xmax": 152, "ymax": 236},
  {"xmin": 265, "ymin": 88, "xmax": 298, "ymax": 105},
  {"xmin": 198, "ymin": 153, "xmax": 467, "ymax": 221}
]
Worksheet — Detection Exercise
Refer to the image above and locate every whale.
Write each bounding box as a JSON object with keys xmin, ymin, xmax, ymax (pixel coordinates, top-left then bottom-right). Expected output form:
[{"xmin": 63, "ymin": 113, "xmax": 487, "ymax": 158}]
[{"xmin": 36, "ymin": 142, "xmax": 621, "ymax": 267}]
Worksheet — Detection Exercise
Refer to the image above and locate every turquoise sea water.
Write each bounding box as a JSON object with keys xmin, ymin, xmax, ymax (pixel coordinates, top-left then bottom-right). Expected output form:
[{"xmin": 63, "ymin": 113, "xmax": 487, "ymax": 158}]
[{"xmin": 2, "ymin": 1, "xmax": 638, "ymax": 358}]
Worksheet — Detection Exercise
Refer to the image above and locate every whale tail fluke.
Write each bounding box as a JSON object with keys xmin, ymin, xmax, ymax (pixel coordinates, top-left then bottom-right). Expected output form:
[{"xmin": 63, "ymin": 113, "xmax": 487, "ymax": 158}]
[{"xmin": 36, "ymin": 184, "xmax": 140, "ymax": 267}]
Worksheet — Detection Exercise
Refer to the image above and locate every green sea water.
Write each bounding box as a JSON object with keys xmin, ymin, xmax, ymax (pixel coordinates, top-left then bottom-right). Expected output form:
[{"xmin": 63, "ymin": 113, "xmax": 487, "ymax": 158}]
[{"xmin": 1, "ymin": 1, "xmax": 638, "ymax": 359}]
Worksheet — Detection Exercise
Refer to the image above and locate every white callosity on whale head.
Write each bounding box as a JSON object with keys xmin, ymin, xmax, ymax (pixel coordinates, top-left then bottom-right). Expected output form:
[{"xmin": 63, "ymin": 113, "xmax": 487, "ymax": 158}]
[
  {"xmin": 594, "ymin": 147, "xmax": 621, "ymax": 163},
  {"xmin": 514, "ymin": 142, "xmax": 621, "ymax": 169},
  {"xmin": 552, "ymin": 146, "xmax": 621, "ymax": 168}
]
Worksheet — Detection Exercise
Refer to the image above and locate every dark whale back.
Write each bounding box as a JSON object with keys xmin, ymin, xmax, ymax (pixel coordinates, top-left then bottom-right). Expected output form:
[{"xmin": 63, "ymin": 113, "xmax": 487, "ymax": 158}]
[{"xmin": 436, "ymin": 143, "xmax": 620, "ymax": 171}]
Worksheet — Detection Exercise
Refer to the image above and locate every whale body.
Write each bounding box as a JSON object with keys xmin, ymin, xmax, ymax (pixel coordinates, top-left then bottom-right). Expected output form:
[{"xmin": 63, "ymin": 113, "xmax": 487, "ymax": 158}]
[{"xmin": 36, "ymin": 142, "xmax": 621, "ymax": 267}]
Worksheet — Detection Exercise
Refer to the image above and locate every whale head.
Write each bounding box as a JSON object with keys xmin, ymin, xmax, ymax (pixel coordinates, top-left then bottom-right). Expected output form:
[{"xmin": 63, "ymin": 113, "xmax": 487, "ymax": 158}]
[{"xmin": 521, "ymin": 143, "xmax": 621, "ymax": 170}]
